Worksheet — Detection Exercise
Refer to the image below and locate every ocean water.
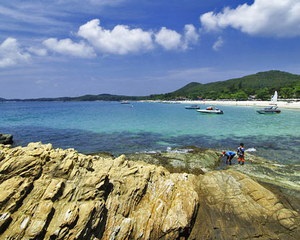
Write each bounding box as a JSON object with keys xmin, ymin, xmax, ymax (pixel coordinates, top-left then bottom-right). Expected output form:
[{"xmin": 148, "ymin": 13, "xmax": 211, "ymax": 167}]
[{"xmin": 0, "ymin": 101, "xmax": 299, "ymax": 164}]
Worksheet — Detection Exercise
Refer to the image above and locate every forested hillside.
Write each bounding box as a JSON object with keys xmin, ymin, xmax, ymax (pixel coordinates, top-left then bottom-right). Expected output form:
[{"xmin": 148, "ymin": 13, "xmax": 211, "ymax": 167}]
[{"xmin": 151, "ymin": 70, "xmax": 300, "ymax": 100}]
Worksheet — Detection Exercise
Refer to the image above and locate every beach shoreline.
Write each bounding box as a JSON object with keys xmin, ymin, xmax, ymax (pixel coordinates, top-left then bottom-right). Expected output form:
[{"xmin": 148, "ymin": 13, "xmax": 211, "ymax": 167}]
[{"xmin": 163, "ymin": 100, "xmax": 300, "ymax": 109}]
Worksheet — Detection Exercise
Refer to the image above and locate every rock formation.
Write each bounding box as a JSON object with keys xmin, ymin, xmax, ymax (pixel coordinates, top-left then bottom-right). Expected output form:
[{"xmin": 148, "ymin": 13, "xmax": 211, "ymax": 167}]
[
  {"xmin": 0, "ymin": 134, "xmax": 13, "ymax": 145},
  {"xmin": 190, "ymin": 170, "xmax": 299, "ymax": 239},
  {"xmin": 0, "ymin": 143, "xmax": 299, "ymax": 239}
]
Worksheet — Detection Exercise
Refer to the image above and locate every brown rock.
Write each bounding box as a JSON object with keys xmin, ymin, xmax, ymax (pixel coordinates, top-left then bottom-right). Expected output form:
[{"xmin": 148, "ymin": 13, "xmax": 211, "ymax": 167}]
[
  {"xmin": 0, "ymin": 143, "xmax": 298, "ymax": 239},
  {"xmin": 0, "ymin": 143, "xmax": 199, "ymax": 239},
  {"xmin": 189, "ymin": 169, "xmax": 299, "ymax": 239}
]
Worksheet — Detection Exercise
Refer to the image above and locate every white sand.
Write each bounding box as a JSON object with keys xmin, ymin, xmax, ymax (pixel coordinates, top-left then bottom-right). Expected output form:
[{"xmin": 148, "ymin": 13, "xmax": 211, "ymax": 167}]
[{"xmin": 176, "ymin": 100, "xmax": 300, "ymax": 109}]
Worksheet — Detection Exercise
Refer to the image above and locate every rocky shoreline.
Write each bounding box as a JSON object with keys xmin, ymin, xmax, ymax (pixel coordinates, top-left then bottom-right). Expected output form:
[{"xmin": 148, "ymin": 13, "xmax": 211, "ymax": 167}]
[
  {"xmin": 0, "ymin": 134, "xmax": 13, "ymax": 145},
  {"xmin": 0, "ymin": 142, "xmax": 299, "ymax": 239}
]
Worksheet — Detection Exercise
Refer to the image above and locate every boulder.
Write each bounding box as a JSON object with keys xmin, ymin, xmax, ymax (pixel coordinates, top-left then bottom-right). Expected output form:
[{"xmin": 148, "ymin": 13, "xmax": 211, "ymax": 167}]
[{"xmin": 0, "ymin": 134, "xmax": 13, "ymax": 145}]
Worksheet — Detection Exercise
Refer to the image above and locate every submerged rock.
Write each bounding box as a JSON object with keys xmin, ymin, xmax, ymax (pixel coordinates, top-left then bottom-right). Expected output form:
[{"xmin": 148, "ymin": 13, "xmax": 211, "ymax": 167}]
[
  {"xmin": 0, "ymin": 143, "xmax": 299, "ymax": 239},
  {"xmin": 0, "ymin": 134, "xmax": 13, "ymax": 145},
  {"xmin": 127, "ymin": 147, "xmax": 220, "ymax": 174}
]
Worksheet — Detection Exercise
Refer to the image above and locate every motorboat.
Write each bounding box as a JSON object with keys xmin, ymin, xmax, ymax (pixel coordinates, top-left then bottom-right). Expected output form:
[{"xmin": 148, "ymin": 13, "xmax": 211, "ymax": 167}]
[
  {"xmin": 120, "ymin": 101, "xmax": 130, "ymax": 104},
  {"xmin": 257, "ymin": 106, "xmax": 281, "ymax": 114},
  {"xmin": 197, "ymin": 106, "xmax": 223, "ymax": 114},
  {"xmin": 185, "ymin": 105, "xmax": 200, "ymax": 109}
]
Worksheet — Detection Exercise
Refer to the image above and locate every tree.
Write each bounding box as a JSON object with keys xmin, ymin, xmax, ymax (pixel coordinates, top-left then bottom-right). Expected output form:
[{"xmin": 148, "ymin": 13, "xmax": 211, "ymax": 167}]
[
  {"xmin": 232, "ymin": 90, "xmax": 248, "ymax": 100},
  {"xmin": 256, "ymin": 88, "xmax": 270, "ymax": 100},
  {"xmin": 219, "ymin": 93, "xmax": 231, "ymax": 99},
  {"xmin": 293, "ymin": 85, "xmax": 300, "ymax": 98},
  {"xmin": 280, "ymin": 87, "xmax": 293, "ymax": 99}
]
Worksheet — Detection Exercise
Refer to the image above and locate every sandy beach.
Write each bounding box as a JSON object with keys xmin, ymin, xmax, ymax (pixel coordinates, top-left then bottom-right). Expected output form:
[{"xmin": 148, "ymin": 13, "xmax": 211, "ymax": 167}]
[{"xmin": 176, "ymin": 100, "xmax": 300, "ymax": 109}]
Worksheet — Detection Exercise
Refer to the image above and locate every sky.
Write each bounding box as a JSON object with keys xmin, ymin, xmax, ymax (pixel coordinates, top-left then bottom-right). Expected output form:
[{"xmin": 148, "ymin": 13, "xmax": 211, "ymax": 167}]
[{"xmin": 1, "ymin": 0, "xmax": 300, "ymax": 99}]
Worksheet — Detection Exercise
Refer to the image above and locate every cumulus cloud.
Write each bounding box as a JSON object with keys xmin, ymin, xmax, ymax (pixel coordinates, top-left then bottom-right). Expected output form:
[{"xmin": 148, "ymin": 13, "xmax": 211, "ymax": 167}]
[
  {"xmin": 155, "ymin": 27, "xmax": 181, "ymax": 50},
  {"xmin": 183, "ymin": 24, "xmax": 199, "ymax": 49},
  {"xmin": 200, "ymin": 0, "xmax": 300, "ymax": 37},
  {"xmin": 213, "ymin": 36, "xmax": 224, "ymax": 51},
  {"xmin": 78, "ymin": 19, "xmax": 154, "ymax": 55},
  {"xmin": 155, "ymin": 24, "xmax": 199, "ymax": 50},
  {"xmin": 43, "ymin": 38, "xmax": 96, "ymax": 58},
  {"xmin": 0, "ymin": 38, "xmax": 31, "ymax": 67},
  {"xmin": 77, "ymin": 19, "xmax": 199, "ymax": 54}
]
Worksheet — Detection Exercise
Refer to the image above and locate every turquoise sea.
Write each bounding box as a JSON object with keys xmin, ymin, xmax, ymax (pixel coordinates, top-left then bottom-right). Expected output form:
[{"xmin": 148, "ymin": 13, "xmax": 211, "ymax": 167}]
[{"xmin": 0, "ymin": 101, "xmax": 299, "ymax": 164}]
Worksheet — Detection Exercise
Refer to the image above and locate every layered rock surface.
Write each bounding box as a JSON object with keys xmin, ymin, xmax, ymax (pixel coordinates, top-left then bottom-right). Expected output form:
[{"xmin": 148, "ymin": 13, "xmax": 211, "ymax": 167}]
[{"xmin": 0, "ymin": 143, "xmax": 299, "ymax": 239}]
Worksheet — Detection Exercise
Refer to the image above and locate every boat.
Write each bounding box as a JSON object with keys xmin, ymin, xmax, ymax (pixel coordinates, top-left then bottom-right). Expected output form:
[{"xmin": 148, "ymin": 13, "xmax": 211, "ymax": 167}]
[
  {"xmin": 197, "ymin": 106, "xmax": 223, "ymax": 114},
  {"xmin": 257, "ymin": 106, "xmax": 281, "ymax": 114},
  {"xmin": 270, "ymin": 91, "xmax": 278, "ymax": 105},
  {"xmin": 120, "ymin": 101, "xmax": 130, "ymax": 104},
  {"xmin": 185, "ymin": 105, "xmax": 200, "ymax": 109},
  {"xmin": 257, "ymin": 91, "xmax": 281, "ymax": 114}
]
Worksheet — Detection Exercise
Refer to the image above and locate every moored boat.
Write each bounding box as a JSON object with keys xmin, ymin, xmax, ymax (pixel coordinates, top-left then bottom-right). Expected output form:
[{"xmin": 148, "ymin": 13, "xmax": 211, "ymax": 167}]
[
  {"xmin": 185, "ymin": 105, "xmax": 200, "ymax": 109},
  {"xmin": 257, "ymin": 106, "xmax": 281, "ymax": 114},
  {"xmin": 120, "ymin": 101, "xmax": 130, "ymax": 104},
  {"xmin": 197, "ymin": 106, "xmax": 223, "ymax": 114}
]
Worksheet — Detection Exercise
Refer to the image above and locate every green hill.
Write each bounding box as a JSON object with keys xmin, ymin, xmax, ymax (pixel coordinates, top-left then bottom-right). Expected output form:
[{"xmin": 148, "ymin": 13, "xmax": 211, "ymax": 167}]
[{"xmin": 158, "ymin": 70, "xmax": 300, "ymax": 100}]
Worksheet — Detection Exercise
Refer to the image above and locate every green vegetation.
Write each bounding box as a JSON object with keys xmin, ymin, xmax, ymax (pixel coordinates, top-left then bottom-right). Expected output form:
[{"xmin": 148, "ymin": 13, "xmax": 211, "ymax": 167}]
[{"xmin": 153, "ymin": 70, "xmax": 300, "ymax": 101}]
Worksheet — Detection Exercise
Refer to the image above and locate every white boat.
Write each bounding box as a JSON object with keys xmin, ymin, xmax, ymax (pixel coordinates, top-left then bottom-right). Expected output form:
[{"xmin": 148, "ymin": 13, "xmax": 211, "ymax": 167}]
[
  {"xmin": 197, "ymin": 106, "xmax": 223, "ymax": 114},
  {"xmin": 271, "ymin": 91, "xmax": 278, "ymax": 104}
]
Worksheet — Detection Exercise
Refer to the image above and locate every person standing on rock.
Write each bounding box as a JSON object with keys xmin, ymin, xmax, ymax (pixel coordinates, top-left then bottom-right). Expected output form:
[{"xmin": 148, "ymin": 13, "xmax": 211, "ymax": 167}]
[
  {"xmin": 237, "ymin": 143, "xmax": 245, "ymax": 165},
  {"xmin": 221, "ymin": 151, "xmax": 236, "ymax": 165}
]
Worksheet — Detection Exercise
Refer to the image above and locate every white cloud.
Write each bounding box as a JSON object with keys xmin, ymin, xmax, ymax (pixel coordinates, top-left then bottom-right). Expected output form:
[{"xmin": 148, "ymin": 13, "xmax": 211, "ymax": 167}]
[
  {"xmin": 155, "ymin": 27, "xmax": 182, "ymax": 50},
  {"xmin": 78, "ymin": 19, "xmax": 199, "ymax": 54},
  {"xmin": 183, "ymin": 24, "xmax": 199, "ymax": 49},
  {"xmin": 78, "ymin": 19, "xmax": 153, "ymax": 55},
  {"xmin": 155, "ymin": 25, "xmax": 199, "ymax": 50},
  {"xmin": 0, "ymin": 38, "xmax": 31, "ymax": 68},
  {"xmin": 55, "ymin": 0, "xmax": 125, "ymax": 7},
  {"xmin": 0, "ymin": 4, "xmax": 69, "ymax": 35},
  {"xmin": 88, "ymin": 0, "xmax": 126, "ymax": 6},
  {"xmin": 43, "ymin": 38, "xmax": 96, "ymax": 58},
  {"xmin": 213, "ymin": 36, "xmax": 224, "ymax": 51},
  {"xmin": 200, "ymin": 0, "xmax": 300, "ymax": 37},
  {"xmin": 28, "ymin": 47, "xmax": 48, "ymax": 56}
]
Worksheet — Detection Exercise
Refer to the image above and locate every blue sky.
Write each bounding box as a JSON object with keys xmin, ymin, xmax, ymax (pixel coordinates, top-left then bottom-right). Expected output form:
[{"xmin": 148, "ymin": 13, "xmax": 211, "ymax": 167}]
[{"xmin": 1, "ymin": 0, "xmax": 300, "ymax": 99}]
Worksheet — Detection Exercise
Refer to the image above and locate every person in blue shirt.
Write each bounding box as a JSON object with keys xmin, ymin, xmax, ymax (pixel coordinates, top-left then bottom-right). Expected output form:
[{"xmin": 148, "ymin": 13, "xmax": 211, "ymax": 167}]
[
  {"xmin": 221, "ymin": 150, "xmax": 236, "ymax": 165},
  {"xmin": 237, "ymin": 143, "xmax": 245, "ymax": 165}
]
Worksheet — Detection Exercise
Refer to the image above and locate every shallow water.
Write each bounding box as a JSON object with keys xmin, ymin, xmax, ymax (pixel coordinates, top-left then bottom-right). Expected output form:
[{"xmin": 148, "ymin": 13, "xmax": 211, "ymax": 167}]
[{"xmin": 0, "ymin": 101, "xmax": 299, "ymax": 164}]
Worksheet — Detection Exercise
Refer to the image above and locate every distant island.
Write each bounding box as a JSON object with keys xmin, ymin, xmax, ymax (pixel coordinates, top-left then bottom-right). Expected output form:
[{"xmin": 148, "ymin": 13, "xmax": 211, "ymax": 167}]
[{"xmin": 1, "ymin": 70, "xmax": 300, "ymax": 102}]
